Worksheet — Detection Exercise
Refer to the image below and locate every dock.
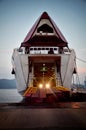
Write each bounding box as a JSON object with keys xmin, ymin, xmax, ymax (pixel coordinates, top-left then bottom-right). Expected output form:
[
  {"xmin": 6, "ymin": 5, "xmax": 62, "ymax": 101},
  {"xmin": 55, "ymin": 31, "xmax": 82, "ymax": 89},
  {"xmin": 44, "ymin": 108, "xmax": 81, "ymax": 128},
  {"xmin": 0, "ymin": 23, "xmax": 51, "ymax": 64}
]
[{"xmin": 0, "ymin": 102, "xmax": 86, "ymax": 129}]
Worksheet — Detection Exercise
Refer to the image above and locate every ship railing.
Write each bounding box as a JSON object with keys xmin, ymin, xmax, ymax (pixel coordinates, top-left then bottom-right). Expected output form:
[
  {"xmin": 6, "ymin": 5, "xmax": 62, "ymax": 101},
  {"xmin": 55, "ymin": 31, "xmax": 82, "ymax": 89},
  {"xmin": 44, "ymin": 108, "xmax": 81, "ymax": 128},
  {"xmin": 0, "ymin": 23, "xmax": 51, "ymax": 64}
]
[
  {"xmin": 29, "ymin": 47, "xmax": 71, "ymax": 55},
  {"xmin": 14, "ymin": 47, "xmax": 71, "ymax": 55},
  {"xmin": 29, "ymin": 47, "xmax": 58, "ymax": 54}
]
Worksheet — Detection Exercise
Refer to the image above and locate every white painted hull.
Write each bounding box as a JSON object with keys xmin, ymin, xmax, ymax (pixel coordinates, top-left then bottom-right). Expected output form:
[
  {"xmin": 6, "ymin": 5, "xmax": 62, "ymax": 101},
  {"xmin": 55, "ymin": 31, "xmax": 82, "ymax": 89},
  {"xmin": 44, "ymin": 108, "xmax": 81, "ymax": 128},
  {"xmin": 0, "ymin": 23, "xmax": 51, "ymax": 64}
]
[{"xmin": 12, "ymin": 48, "xmax": 76, "ymax": 94}]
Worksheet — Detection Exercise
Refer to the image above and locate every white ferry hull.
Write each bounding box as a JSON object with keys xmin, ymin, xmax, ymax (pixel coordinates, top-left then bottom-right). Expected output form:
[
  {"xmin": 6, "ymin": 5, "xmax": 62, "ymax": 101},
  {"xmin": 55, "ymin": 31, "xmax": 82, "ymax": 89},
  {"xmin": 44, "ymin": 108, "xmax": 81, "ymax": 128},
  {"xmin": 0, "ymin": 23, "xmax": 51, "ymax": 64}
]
[{"xmin": 12, "ymin": 48, "xmax": 76, "ymax": 94}]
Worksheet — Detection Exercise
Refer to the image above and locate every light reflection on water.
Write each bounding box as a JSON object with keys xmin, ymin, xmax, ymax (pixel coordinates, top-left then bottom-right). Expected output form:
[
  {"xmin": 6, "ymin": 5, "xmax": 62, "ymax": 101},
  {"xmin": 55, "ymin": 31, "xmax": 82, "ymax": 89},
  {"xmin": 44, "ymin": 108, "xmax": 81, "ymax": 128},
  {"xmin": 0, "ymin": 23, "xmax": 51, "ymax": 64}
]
[{"xmin": 0, "ymin": 89, "xmax": 23, "ymax": 103}]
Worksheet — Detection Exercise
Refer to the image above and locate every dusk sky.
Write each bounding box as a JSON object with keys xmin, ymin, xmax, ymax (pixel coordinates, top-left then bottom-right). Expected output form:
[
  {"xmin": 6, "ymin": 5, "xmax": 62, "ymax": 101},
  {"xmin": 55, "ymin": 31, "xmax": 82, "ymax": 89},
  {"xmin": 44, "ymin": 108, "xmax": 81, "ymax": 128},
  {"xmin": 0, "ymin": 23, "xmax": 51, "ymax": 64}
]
[{"xmin": 0, "ymin": 0, "xmax": 86, "ymax": 84}]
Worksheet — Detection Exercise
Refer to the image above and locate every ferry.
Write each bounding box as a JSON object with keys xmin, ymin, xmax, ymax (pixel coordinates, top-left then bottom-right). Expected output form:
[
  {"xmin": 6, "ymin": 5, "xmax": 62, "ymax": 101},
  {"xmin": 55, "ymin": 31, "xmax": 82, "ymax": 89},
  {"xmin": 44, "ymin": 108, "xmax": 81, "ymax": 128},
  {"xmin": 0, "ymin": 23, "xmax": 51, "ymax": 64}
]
[{"xmin": 11, "ymin": 12, "xmax": 77, "ymax": 102}]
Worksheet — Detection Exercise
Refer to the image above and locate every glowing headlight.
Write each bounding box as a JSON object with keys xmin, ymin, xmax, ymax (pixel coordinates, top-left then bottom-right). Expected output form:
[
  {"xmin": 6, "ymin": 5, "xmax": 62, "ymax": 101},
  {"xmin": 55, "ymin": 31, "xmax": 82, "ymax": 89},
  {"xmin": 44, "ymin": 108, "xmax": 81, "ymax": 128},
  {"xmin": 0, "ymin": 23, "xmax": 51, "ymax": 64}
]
[
  {"xmin": 45, "ymin": 83, "xmax": 50, "ymax": 89},
  {"xmin": 39, "ymin": 84, "xmax": 43, "ymax": 89}
]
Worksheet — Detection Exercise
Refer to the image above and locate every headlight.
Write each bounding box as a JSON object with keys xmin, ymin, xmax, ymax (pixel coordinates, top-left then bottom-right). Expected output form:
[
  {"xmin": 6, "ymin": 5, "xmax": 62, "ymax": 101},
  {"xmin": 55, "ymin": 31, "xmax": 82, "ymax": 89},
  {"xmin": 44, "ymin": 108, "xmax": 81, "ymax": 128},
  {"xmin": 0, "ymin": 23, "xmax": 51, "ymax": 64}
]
[
  {"xmin": 39, "ymin": 84, "xmax": 43, "ymax": 89},
  {"xmin": 45, "ymin": 83, "xmax": 50, "ymax": 89}
]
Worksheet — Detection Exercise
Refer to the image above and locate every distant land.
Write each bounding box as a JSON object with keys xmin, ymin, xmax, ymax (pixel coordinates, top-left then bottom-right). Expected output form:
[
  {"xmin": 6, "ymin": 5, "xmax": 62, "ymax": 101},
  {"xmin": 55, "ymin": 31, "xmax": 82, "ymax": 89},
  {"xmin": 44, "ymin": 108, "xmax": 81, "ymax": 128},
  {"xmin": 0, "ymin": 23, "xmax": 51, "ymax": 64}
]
[
  {"xmin": 0, "ymin": 79, "xmax": 16, "ymax": 89},
  {"xmin": 0, "ymin": 79, "xmax": 85, "ymax": 89}
]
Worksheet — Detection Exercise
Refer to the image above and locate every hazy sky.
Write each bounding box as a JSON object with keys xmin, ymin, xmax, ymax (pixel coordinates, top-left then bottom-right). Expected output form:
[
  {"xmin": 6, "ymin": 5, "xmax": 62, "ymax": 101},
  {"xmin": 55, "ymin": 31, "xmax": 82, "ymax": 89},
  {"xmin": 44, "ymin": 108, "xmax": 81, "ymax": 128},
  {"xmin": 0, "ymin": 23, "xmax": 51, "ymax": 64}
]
[{"xmin": 0, "ymin": 0, "xmax": 86, "ymax": 84}]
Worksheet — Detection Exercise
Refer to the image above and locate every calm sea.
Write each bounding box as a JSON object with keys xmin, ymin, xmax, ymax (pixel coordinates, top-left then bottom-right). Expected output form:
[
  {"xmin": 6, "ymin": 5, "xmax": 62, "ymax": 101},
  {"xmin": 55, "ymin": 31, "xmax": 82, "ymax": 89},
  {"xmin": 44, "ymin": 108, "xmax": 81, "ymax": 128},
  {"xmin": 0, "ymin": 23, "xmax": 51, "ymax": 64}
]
[{"xmin": 0, "ymin": 89, "xmax": 23, "ymax": 103}]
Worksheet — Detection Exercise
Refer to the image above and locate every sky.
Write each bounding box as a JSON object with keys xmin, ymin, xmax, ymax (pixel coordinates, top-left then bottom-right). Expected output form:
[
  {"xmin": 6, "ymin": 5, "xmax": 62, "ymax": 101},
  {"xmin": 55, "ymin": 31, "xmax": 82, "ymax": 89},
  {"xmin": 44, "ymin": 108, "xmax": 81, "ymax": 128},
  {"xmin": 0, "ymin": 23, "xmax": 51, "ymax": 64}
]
[{"xmin": 0, "ymin": 0, "xmax": 86, "ymax": 84}]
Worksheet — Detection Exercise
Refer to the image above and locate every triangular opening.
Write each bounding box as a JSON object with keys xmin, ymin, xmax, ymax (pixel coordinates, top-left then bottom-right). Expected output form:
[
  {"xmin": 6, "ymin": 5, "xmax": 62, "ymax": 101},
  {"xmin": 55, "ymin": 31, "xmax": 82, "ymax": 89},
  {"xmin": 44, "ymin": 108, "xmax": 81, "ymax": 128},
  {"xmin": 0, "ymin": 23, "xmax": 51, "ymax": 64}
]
[{"xmin": 37, "ymin": 24, "xmax": 53, "ymax": 33}]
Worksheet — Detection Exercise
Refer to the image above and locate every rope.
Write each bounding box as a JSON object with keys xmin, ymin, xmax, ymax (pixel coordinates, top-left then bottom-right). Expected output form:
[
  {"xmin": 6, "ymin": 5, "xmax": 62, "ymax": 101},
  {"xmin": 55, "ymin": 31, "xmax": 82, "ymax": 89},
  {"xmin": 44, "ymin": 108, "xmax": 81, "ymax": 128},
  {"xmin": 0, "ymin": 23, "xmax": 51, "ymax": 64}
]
[{"xmin": 76, "ymin": 57, "xmax": 86, "ymax": 63}]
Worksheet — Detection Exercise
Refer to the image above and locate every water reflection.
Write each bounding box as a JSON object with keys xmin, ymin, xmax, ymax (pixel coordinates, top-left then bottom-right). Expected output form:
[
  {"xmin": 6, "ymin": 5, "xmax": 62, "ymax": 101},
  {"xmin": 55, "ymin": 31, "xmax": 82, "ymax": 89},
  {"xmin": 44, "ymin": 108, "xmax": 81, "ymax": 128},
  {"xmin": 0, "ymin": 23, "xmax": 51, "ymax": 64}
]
[{"xmin": 0, "ymin": 89, "xmax": 23, "ymax": 103}]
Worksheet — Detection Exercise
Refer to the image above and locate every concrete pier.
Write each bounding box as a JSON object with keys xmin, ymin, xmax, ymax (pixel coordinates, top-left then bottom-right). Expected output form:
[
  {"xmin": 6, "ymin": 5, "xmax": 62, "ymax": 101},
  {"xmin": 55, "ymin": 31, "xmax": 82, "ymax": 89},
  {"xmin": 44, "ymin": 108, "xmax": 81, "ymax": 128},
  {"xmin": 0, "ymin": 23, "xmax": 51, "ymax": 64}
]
[{"xmin": 0, "ymin": 102, "xmax": 86, "ymax": 129}]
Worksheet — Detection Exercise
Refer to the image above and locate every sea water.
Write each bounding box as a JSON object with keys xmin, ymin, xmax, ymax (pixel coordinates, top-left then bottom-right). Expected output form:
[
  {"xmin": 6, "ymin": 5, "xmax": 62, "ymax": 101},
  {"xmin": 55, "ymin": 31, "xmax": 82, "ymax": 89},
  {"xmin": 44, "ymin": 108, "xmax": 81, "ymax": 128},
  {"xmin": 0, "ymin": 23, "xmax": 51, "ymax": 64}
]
[{"xmin": 0, "ymin": 89, "xmax": 23, "ymax": 103}]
